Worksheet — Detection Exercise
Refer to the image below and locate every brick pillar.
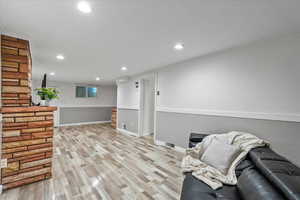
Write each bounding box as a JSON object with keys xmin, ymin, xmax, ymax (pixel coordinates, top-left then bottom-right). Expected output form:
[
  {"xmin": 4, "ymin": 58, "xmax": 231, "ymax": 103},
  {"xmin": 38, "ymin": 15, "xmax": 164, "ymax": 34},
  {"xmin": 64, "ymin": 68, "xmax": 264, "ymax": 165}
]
[
  {"xmin": 1, "ymin": 35, "xmax": 32, "ymax": 107},
  {"xmin": 0, "ymin": 34, "xmax": 57, "ymax": 190}
]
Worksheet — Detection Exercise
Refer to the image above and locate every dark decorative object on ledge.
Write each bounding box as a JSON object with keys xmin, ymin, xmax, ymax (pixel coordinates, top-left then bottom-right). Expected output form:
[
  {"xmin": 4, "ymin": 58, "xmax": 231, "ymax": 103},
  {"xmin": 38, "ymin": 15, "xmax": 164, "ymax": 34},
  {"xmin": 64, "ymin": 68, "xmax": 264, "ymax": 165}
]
[{"xmin": 42, "ymin": 73, "xmax": 47, "ymax": 88}]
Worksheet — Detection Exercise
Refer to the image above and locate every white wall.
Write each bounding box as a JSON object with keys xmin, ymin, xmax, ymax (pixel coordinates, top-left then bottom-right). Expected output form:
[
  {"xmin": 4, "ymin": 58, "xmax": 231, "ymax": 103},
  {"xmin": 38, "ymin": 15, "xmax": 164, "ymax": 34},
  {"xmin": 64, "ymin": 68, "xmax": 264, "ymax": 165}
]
[
  {"xmin": 117, "ymin": 80, "xmax": 140, "ymax": 109},
  {"xmin": 117, "ymin": 109, "xmax": 139, "ymax": 134},
  {"xmin": 154, "ymin": 33, "xmax": 300, "ymax": 165},
  {"xmin": 117, "ymin": 73, "xmax": 155, "ymax": 135},
  {"xmin": 32, "ymin": 80, "xmax": 117, "ymax": 107},
  {"xmin": 32, "ymin": 80, "xmax": 117, "ymax": 126},
  {"xmin": 142, "ymin": 80, "xmax": 155, "ymax": 135},
  {"xmin": 116, "ymin": 33, "xmax": 300, "ymax": 166},
  {"xmin": 157, "ymin": 34, "xmax": 300, "ymax": 120}
]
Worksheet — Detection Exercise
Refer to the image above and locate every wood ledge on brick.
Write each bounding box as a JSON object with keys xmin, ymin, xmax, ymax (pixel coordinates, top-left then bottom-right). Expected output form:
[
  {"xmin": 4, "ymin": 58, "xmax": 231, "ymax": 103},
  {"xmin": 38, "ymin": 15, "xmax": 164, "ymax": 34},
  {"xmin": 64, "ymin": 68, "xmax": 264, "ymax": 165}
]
[{"xmin": 1, "ymin": 106, "xmax": 57, "ymax": 113}]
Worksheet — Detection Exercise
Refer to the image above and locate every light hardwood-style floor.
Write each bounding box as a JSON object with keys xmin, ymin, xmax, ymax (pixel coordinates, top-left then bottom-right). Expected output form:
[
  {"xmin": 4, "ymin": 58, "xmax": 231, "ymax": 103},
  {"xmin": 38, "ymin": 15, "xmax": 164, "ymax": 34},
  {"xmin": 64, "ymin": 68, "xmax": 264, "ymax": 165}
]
[{"xmin": 1, "ymin": 124, "xmax": 184, "ymax": 200}]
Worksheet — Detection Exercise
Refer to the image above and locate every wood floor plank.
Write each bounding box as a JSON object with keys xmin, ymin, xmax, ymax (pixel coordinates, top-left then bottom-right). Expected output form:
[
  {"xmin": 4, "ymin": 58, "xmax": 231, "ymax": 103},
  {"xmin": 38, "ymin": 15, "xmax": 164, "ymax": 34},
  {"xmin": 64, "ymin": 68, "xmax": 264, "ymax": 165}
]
[{"xmin": 1, "ymin": 124, "xmax": 184, "ymax": 200}]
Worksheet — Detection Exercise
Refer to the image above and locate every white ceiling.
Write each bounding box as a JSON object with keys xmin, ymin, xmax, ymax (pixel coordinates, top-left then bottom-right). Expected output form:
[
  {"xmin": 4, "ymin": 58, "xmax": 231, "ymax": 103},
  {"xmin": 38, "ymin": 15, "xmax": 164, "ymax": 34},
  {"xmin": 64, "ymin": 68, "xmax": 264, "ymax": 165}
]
[{"xmin": 1, "ymin": 0, "xmax": 300, "ymax": 85}]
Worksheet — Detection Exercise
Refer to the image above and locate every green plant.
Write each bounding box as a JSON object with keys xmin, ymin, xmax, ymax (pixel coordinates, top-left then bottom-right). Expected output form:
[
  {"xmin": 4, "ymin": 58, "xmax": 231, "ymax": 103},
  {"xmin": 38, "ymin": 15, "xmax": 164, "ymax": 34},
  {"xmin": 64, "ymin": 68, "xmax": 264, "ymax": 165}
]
[{"xmin": 35, "ymin": 88, "xmax": 59, "ymax": 101}]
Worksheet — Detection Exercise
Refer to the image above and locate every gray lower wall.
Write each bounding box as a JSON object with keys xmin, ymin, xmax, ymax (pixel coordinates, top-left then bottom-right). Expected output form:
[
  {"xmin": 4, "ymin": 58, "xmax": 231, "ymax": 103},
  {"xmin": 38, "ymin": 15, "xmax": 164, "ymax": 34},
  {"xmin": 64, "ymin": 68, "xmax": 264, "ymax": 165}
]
[
  {"xmin": 60, "ymin": 107, "xmax": 113, "ymax": 124},
  {"xmin": 117, "ymin": 109, "xmax": 139, "ymax": 134},
  {"xmin": 156, "ymin": 111, "xmax": 300, "ymax": 166}
]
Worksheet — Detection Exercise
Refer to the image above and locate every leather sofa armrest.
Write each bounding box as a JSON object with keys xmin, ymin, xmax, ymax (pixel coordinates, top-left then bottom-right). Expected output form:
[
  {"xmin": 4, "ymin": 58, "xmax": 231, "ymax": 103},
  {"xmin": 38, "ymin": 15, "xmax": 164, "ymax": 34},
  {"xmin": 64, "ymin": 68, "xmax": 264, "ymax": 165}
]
[{"xmin": 189, "ymin": 133, "xmax": 208, "ymax": 148}]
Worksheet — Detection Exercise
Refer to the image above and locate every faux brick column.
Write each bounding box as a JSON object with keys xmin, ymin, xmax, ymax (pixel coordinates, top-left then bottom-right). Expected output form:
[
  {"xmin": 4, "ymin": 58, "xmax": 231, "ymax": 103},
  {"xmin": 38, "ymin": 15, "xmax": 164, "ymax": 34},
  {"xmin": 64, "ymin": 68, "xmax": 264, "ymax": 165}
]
[
  {"xmin": 1, "ymin": 34, "xmax": 57, "ymax": 190},
  {"xmin": 1, "ymin": 35, "xmax": 32, "ymax": 107},
  {"xmin": 1, "ymin": 106, "xmax": 57, "ymax": 189},
  {"xmin": 111, "ymin": 108, "xmax": 117, "ymax": 128}
]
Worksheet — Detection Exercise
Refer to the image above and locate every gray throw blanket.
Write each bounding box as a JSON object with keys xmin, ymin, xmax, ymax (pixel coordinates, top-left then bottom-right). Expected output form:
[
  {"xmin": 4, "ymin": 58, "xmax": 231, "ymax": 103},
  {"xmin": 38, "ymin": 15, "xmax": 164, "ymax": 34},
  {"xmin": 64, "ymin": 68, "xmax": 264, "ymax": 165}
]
[{"xmin": 181, "ymin": 131, "xmax": 268, "ymax": 189}]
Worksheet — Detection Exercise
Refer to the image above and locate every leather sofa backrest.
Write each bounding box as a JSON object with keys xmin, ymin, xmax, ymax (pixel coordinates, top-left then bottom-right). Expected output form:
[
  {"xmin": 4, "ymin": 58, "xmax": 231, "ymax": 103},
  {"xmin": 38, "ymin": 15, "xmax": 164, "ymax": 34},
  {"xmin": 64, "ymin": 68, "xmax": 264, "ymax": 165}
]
[
  {"xmin": 189, "ymin": 133, "xmax": 208, "ymax": 148},
  {"xmin": 237, "ymin": 168, "xmax": 286, "ymax": 200},
  {"xmin": 249, "ymin": 147, "xmax": 300, "ymax": 200}
]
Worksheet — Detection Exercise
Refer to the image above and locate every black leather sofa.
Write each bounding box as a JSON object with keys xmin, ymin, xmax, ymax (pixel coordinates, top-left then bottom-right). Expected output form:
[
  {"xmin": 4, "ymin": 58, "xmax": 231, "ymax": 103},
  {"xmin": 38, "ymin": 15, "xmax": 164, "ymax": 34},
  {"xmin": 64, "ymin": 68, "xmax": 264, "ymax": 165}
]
[{"xmin": 180, "ymin": 133, "xmax": 300, "ymax": 200}]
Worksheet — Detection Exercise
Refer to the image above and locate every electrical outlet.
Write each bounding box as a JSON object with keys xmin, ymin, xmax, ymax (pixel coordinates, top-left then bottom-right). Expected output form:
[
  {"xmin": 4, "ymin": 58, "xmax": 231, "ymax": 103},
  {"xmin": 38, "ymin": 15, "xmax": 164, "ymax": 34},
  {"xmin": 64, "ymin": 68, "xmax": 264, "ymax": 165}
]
[{"xmin": 0, "ymin": 159, "xmax": 7, "ymax": 168}]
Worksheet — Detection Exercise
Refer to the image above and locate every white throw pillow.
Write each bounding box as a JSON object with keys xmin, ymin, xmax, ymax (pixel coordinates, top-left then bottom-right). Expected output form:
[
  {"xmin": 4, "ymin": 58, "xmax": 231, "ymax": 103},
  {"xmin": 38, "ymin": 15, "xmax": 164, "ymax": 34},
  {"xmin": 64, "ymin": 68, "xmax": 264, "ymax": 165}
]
[{"xmin": 200, "ymin": 138, "xmax": 241, "ymax": 174}]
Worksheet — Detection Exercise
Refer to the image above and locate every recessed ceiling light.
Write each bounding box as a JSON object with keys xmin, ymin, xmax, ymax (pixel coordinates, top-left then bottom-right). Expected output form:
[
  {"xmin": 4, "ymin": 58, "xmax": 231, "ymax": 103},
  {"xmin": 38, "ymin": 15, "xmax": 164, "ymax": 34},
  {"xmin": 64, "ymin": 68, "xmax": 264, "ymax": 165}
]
[
  {"xmin": 77, "ymin": 1, "xmax": 92, "ymax": 13},
  {"xmin": 96, "ymin": 77, "xmax": 100, "ymax": 81},
  {"xmin": 56, "ymin": 54, "xmax": 64, "ymax": 60},
  {"xmin": 174, "ymin": 42, "xmax": 184, "ymax": 51},
  {"xmin": 121, "ymin": 66, "xmax": 128, "ymax": 71},
  {"xmin": 49, "ymin": 72, "xmax": 55, "ymax": 76}
]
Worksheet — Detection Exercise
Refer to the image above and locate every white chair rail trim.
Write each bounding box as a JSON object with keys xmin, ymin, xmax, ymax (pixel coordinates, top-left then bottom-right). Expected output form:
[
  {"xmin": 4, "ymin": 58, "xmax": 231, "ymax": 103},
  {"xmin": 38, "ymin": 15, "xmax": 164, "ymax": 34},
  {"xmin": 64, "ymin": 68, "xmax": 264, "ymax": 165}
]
[
  {"xmin": 117, "ymin": 106, "xmax": 140, "ymax": 110},
  {"xmin": 157, "ymin": 106, "xmax": 300, "ymax": 123}
]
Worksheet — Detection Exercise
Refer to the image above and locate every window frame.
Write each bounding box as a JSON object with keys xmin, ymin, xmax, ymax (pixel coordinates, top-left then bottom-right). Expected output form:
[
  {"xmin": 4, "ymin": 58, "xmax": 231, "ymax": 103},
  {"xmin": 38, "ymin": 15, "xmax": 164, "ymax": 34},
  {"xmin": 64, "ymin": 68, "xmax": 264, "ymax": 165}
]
[{"xmin": 75, "ymin": 85, "xmax": 98, "ymax": 98}]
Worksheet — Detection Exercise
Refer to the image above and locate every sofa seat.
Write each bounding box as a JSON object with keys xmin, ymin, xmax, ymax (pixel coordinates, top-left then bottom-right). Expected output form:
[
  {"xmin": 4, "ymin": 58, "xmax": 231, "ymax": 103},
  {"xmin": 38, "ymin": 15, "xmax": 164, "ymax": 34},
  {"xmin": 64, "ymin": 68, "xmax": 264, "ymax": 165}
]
[{"xmin": 181, "ymin": 173, "xmax": 241, "ymax": 200}]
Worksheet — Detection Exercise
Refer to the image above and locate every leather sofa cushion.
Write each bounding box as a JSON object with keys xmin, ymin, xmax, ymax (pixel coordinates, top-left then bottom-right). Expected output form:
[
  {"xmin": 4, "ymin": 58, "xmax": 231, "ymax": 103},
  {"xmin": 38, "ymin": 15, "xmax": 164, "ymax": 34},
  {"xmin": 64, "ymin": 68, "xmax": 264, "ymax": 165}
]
[
  {"xmin": 181, "ymin": 173, "xmax": 241, "ymax": 200},
  {"xmin": 181, "ymin": 173, "xmax": 216, "ymax": 200},
  {"xmin": 189, "ymin": 133, "xmax": 208, "ymax": 148},
  {"xmin": 190, "ymin": 133, "xmax": 208, "ymax": 143},
  {"xmin": 237, "ymin": 168, "xmax": 285, "ymax": 200},
  {"xmin": 249, "ymin": 147, "xmax": 300, "ymax": 200},
  {"xmin": 235, "ymin": 159, "xmax": 254, "ymax": 177},
  {"xmin": 215, "ymin": 186, "xmax": 240, "ymax": 200}
]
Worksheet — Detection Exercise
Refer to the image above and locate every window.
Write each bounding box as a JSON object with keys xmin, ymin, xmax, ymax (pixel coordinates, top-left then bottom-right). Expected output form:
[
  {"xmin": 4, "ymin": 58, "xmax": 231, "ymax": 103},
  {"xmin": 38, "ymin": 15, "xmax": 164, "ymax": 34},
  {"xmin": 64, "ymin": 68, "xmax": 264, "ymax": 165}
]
[
  {"xmin": 88, "ymin": 87, "xmax": 97, "ymax": 97},
  {"xmin": 76, "ymin": 86, "xmax": 98, "ymax": 98},
  {"xmin": 76, "ymin": 86, "xmax": 86, "ymax": 97}
]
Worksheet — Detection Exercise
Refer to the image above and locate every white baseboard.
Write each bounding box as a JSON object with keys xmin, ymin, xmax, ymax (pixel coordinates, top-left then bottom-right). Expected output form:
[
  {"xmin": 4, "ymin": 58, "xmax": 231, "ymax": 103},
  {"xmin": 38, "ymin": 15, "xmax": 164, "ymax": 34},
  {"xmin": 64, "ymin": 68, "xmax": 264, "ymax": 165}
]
[
  {"xmin": 142, "ymin": 132, "xmax": 154, "ymax": 136},
  {"xmin": 58, "ymin": 121, "xmax": 111, "ymax": 127},
  {"xmin": 117, "ymin": 128, "xmax": 138, "ymax": 137},
  {"xmin": 174, "ymin": 145, "xmax": 186, "ymax": 153},
  {"xmin": 154, "ymin": 140, "xmax": 166, "ymax": 146},
  {"xmin": 155, "ymin": 140, "xmax": 186, "ymax": 153}
]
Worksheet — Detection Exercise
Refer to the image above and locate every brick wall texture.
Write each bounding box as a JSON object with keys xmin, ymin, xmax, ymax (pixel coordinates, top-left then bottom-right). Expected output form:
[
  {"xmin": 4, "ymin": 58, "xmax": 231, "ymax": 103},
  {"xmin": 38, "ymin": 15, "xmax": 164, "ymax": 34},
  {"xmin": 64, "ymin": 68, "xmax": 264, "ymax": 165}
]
[
  {"xmin": 1, "ymin": 107, "xmax": 56, "ymax": 190},
  {"xmin": 1, "ymin": 35, "xmax": 32, "ymax": 107},
  {"xmin": 1, "ymin": 34, "xmax": 56, "ymax": 190}
]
